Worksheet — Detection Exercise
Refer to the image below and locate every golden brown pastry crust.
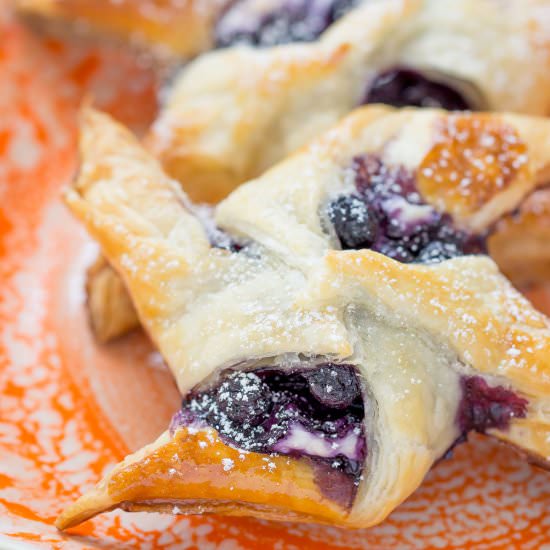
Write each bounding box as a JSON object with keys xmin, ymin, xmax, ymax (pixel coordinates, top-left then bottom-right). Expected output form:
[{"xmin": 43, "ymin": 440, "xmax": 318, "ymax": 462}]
[
  {"xmin": 56, "ymin": 426, "xmax": 350, "ymax": 530},
  {"xmin": 86, "ymin": 241, "xmax": 550, "ymax": 350},
  {"xmin": 59, "ymin": 108, "xmax": 550, "ymax": 530},
  {"xmin": 89, "ymin": 197, "xmax": 550, "ymax": 345},
  {"xmin": 489, "ymin": 189, "xmax": 550, "ymax": 287},
  {"xmin": 86, "ymin": 255, "xmax": 139, "ymax": 342},
  {"xmin": 15, "ymin": 0, "xmax": 229, "ymax": 59}
]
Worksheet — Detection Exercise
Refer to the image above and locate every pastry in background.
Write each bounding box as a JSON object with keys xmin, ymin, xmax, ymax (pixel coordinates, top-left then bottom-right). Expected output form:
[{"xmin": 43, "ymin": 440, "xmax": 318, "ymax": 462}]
[{"xmin": 148, "ymin": 0, "xmax": 550, "ymax": 201}]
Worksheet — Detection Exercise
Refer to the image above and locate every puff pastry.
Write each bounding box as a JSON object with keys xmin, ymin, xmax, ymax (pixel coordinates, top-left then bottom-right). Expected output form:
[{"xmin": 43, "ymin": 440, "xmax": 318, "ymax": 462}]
[
  {"xmin": 489, "ymin": 190, "xmax": 550, "ymax": 288},
  {"xmin": 58, "ymin": 108, "xmax": 550, "ymax": 530},
  {"xmin": 15, "ymin": 0, "xmax": 359, "ymax": 59}
]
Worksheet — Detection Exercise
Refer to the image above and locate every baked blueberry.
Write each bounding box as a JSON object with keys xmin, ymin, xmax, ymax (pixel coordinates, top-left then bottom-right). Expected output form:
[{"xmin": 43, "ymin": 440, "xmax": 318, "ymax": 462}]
[
  {"xmin": 458, "ymin": 376, "xmax": 528, "ymax": 433},
  {"xmin": 364, "ymin": 68, "xmax": 472, "ymax": 111},
  {"xmin": 326, "ymin": 154, "xmax": 486, "ymax": 265},
  {"xmin": 328, "ymin": 195, "xmax": 378, "ymax": 249},
  {"xmin": 330, "ymin": 0, "xmax": 358, "ymax": 20},
  {"xmin": 216, "ymin": 372, "xmax": 272, "ymax": 426},
  {"xmin": 306, "ymin": 364, "xmax": 360, "ymax": 409},
  {"xmin": 179, "ymin": 363, "xmax": 367, "ymax": 493},
  {"xmin": 209, "ymin": 227, "xmax": 244, "ymax": 252},
  {"xmin": 377, "ymin": 242, "xmax": 415, "ymax": 263}
]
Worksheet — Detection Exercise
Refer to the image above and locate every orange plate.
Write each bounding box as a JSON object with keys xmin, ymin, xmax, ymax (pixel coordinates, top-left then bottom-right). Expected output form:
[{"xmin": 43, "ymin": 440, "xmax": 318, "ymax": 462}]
[{"xmin": 0, "ymin": 11, "xmax": 549, "ymax": 550}]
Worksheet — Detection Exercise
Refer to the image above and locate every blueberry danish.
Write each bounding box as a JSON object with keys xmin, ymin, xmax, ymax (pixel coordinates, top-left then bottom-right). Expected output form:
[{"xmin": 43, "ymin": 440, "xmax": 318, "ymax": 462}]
[
  {"xmin": 57, "ymin": 108, "xmax": 550, "ymax": 530},
  {"xmin": 68, "ymin": 0, "xmax": 550, "ymax": 341}
]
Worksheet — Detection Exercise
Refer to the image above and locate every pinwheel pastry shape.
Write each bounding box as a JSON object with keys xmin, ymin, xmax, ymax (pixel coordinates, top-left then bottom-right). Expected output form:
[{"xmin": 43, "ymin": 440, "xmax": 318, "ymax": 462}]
[
  {"xmin": 15, "ymin": 0, "xmax": 360, "ymax": 59},
  {"xmin": 84, "ymin": 0, "xmax": 550, "ymax": 341},
  {"xmin": 58, "ymin": 107, "xmax": 550, "ymax": 530}
]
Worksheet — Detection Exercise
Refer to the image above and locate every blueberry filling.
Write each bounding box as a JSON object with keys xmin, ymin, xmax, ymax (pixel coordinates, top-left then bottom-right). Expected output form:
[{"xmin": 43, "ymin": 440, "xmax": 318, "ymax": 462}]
[
  {"xmin": 326, "ymin": 154, "xmax": 486, "ymax": 263},
  {"xmin": 327, "ymin": 194, "xmax": 379, "ymax": 249},
  {"xmin": 363, "ymin": 68, "xmax": 473, "ymax": 111},
  {"xmin": 174, "ymin": 364, "xmax": 366, "ymax": 508},
  {"xmin": 215, "ymin": 0, "xmax": 358, "ymax": 48},
  {"xmin": 458, "ymin": 376, "xmax": 528, "ymax": 434}
]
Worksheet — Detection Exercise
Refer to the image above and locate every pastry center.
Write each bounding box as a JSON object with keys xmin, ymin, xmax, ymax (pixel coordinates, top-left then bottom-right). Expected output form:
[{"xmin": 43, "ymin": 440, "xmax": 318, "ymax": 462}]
[
  {"xmin": 363, "ymin": 68, "xmax": 474, "ymax": 111},
  {"xmin": 326, "ymin": 154, "xmax": 486, "ymax": 263},
  {"xmin": 215, "ymin": 0, "xmax": 358, "ymax": 48},
  {"xmin": 172, "ymin": 363, "xmax": 367, "ymax": 508}
]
